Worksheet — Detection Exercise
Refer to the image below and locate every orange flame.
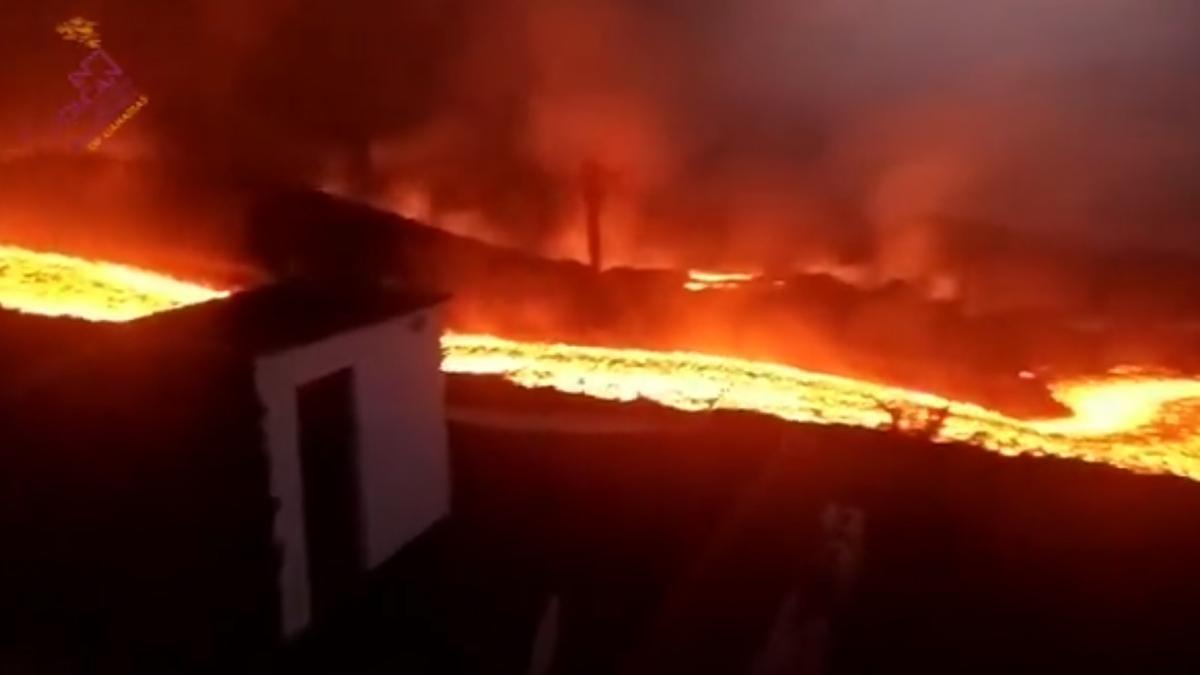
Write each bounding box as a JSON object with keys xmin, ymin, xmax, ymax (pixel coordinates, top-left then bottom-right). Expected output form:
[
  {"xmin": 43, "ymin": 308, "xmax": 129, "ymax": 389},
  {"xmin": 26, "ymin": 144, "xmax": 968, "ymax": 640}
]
[
  {"xmin": 442, "ymin": 333, "xmax": 1200, "ymax": 482},
  {"xmin": 0, "ymin": 245, "xmax": 230, "ymax": 322}
]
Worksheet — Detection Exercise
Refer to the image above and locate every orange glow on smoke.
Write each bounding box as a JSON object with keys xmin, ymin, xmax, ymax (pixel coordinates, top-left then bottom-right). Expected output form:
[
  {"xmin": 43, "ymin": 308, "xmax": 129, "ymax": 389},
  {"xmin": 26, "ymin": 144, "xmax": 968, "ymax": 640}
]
[
  {"xmin": 442, "ymin": 333, "xmax": 1200, "ymax": 482},
  {"xmin": 684, "ymin": 270, "xmax": 757, "ymax": 292},
  {"xmin": 0, "ymin": 245, "xmax": 230, "ymax": 322}
]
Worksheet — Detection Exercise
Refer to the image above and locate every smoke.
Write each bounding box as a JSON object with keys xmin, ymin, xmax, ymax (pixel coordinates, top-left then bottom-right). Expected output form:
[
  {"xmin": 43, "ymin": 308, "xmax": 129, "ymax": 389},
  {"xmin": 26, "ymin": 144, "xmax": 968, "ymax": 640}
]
[
  {"xmin": 691, "ymin": 0, "xmax": 1200, "ymax": 274},
  {"xmin": 3, "ymin": 0, "xmax": 1200, "ymax": 283}
]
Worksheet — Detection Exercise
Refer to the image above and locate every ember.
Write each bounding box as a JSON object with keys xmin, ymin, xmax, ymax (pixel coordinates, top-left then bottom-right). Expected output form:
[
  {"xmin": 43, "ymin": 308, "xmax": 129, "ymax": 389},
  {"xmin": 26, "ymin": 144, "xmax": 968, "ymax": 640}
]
[
  {"xmin": 442, "ymin": 333, "xmax": 1200, "ymax": 482},
  {"xmin": 0, "ymin": 245, "xmax": 229, "ymax": 322}
]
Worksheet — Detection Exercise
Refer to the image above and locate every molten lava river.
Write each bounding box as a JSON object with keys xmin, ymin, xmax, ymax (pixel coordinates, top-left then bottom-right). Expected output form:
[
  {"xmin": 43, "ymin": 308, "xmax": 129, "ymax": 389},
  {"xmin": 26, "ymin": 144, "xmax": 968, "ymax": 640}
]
[
  {"xmin": 4, "ymin": 244, "xmax": 1200, "ymax": 482},
  {"xmin": 0, "ymin": 244, "xmax": 228, "ymax": 321},
  {"xmin": 442, "ymin": 334, "xmax": 1200, "ymax": 483}
]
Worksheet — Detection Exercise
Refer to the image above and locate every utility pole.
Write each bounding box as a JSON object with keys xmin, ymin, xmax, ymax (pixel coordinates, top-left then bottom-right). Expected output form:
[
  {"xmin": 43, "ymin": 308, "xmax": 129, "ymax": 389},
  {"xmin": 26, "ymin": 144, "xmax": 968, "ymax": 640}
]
[{"xmin": 581, "ymin": 160, "xmax": 607, "ymax": 272}]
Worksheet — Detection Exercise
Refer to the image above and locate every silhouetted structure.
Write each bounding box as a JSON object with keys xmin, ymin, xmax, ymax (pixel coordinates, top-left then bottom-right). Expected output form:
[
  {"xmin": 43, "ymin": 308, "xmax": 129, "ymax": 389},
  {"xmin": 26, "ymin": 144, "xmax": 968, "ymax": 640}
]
[
  {"xmin": 0, "ymin": 282, "xmax": 450, "ymax": 674},
  {"xmin": 581, "ymin": 161, "xmax": 608, "ymax": 272}
]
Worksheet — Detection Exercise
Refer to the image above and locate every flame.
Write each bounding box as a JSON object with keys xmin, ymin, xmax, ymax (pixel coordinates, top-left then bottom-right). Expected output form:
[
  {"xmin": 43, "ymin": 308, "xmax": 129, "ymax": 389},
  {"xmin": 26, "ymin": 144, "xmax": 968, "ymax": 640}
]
[
  {"xmin": 0, "ymin": 245, "xmax": 230, "ymax": 322},
  {"xmin": 684, "ymin": 269, "xmax": 757, "ymax": 292},
  {"xmin": 442, "ymin": 333, "xmax": 1200, "ymax": 482}
]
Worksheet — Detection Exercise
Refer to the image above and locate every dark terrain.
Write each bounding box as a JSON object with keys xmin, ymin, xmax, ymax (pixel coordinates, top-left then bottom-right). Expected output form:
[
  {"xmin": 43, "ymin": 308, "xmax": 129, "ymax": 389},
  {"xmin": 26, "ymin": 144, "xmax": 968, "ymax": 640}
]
[{"xmin": 286, "ymin": 375, "xmax": 1200, "ymax": 675}]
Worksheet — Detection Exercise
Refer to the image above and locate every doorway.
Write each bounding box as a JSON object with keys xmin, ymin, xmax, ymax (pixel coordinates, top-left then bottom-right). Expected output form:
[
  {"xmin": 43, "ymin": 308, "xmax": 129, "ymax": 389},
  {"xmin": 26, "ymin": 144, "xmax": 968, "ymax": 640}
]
[{"xmin": 297, "ymin": 367, "xmax": 363, "ymax": 621}]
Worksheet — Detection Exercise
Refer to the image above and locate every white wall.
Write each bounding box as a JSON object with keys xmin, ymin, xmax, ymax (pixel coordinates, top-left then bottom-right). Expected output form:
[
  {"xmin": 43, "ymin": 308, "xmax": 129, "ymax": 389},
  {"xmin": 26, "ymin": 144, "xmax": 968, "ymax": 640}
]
[{"xmin": 254, "ymin": 307, "xmax": 449, "ymax": 638}]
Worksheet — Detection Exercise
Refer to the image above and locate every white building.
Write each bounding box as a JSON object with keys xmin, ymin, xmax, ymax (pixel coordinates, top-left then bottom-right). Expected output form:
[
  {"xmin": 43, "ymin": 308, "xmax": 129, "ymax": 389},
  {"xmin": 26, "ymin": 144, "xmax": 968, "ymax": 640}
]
[{"xmin": 0, "ymin": 281, "xmax": 451, "ymax": 669}]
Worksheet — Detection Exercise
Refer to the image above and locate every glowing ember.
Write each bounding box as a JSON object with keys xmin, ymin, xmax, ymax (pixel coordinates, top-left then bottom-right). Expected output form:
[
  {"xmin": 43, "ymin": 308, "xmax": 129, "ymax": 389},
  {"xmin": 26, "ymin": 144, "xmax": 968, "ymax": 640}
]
[
  {"xmin": 442, "ymin": 333, "xmax": 1200, "ymax": 482},
  {"xmin": 0, "ymin": 245, "xmax": 230, "ymax": 322},
  {"xmin": 684, "ymin": 270, "xmax": 756, "ymax": 292}
]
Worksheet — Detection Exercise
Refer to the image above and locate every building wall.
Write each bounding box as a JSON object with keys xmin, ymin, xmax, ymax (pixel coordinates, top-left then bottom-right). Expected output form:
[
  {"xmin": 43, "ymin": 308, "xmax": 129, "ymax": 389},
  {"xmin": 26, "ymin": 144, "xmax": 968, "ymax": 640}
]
[{"xmin": 254, "ymin": 307, "xmax": 449, "ymax": 637}]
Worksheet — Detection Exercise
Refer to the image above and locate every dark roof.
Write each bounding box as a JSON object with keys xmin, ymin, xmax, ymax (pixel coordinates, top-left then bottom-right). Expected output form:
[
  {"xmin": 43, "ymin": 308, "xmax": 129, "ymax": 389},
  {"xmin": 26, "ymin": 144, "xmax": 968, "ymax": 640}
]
[
  {"xmin": 0, "ymin": 281, "xmax": 447, "ymax": 396},
  {"xmin": 121, "ymin": 280, "xmax": 448, "ymax": 357}
]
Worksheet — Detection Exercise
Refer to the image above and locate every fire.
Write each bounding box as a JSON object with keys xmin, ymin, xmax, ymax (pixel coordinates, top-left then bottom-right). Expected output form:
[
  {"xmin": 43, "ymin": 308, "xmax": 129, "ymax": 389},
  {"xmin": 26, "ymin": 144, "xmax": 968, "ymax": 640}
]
[
  {"xmin": 0, "ymin": 245, "xmax": 229, "ymax": 322},
  {"xmin": 442, "ymin": 333, "xmax": 1200, "ymax": 482},
  {"xmin": 684, "ymin": 270, "xmax": 757, "ymax": 292}
]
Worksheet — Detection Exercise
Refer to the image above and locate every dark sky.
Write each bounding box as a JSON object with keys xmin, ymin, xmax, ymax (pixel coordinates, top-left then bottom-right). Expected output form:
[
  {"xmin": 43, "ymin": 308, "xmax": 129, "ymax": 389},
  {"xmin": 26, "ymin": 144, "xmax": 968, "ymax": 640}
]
[{"xmin": 2, "ymin": 0, "xmax": 1199, "ymax": 271}]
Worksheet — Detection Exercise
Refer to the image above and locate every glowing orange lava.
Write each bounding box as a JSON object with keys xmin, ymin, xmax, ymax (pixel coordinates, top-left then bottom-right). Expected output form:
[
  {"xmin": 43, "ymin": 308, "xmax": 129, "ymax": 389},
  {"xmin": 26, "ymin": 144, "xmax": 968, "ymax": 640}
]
[
  {"xmin": 684, "ymin": 270, "xmax": 756, "ymax": 292},
  {"xmin": 0, "ymin": 245, "xmax": 229, "ymax": 322},
  {"xmin": 7, "ymin": 244, "xmax": 1195, "ymax": 481},
  {"xmin": 442, "ymin": 333, "xmax": 1200, "ymax": 482}
]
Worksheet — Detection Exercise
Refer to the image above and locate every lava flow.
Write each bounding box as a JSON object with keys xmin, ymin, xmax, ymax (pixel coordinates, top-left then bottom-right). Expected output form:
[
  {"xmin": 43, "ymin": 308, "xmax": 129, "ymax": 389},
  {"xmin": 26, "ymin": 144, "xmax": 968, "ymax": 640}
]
[
  {"xmin": 0, "ymin": 244, "xmax": 229, "ymax": 322},
  {"xmin": 684, "ymin": 270, "xmax": 756, "ymax": 292},
  {"xmin": 6, "ymin": 244, "xmax": 1200, "ymax": 481},
  {"xmin": 442, "ymin": 333, "xmax": 1200, "ymax": 482}
]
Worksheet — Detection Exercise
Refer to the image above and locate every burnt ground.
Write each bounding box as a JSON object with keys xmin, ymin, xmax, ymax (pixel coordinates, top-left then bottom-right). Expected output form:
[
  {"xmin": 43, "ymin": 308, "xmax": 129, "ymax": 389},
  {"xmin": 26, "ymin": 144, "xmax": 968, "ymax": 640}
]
[{"xmin": 279, "ymin": 376, "xmax": 1200, "ymax": 675}]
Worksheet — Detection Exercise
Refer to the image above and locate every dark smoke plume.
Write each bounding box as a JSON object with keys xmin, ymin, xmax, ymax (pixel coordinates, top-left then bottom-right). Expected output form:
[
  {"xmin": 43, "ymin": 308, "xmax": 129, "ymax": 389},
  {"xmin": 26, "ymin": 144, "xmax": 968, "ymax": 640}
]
[{"xmin": 2, "ymin": 0, "xmax": 1199, "ymax": 289}]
